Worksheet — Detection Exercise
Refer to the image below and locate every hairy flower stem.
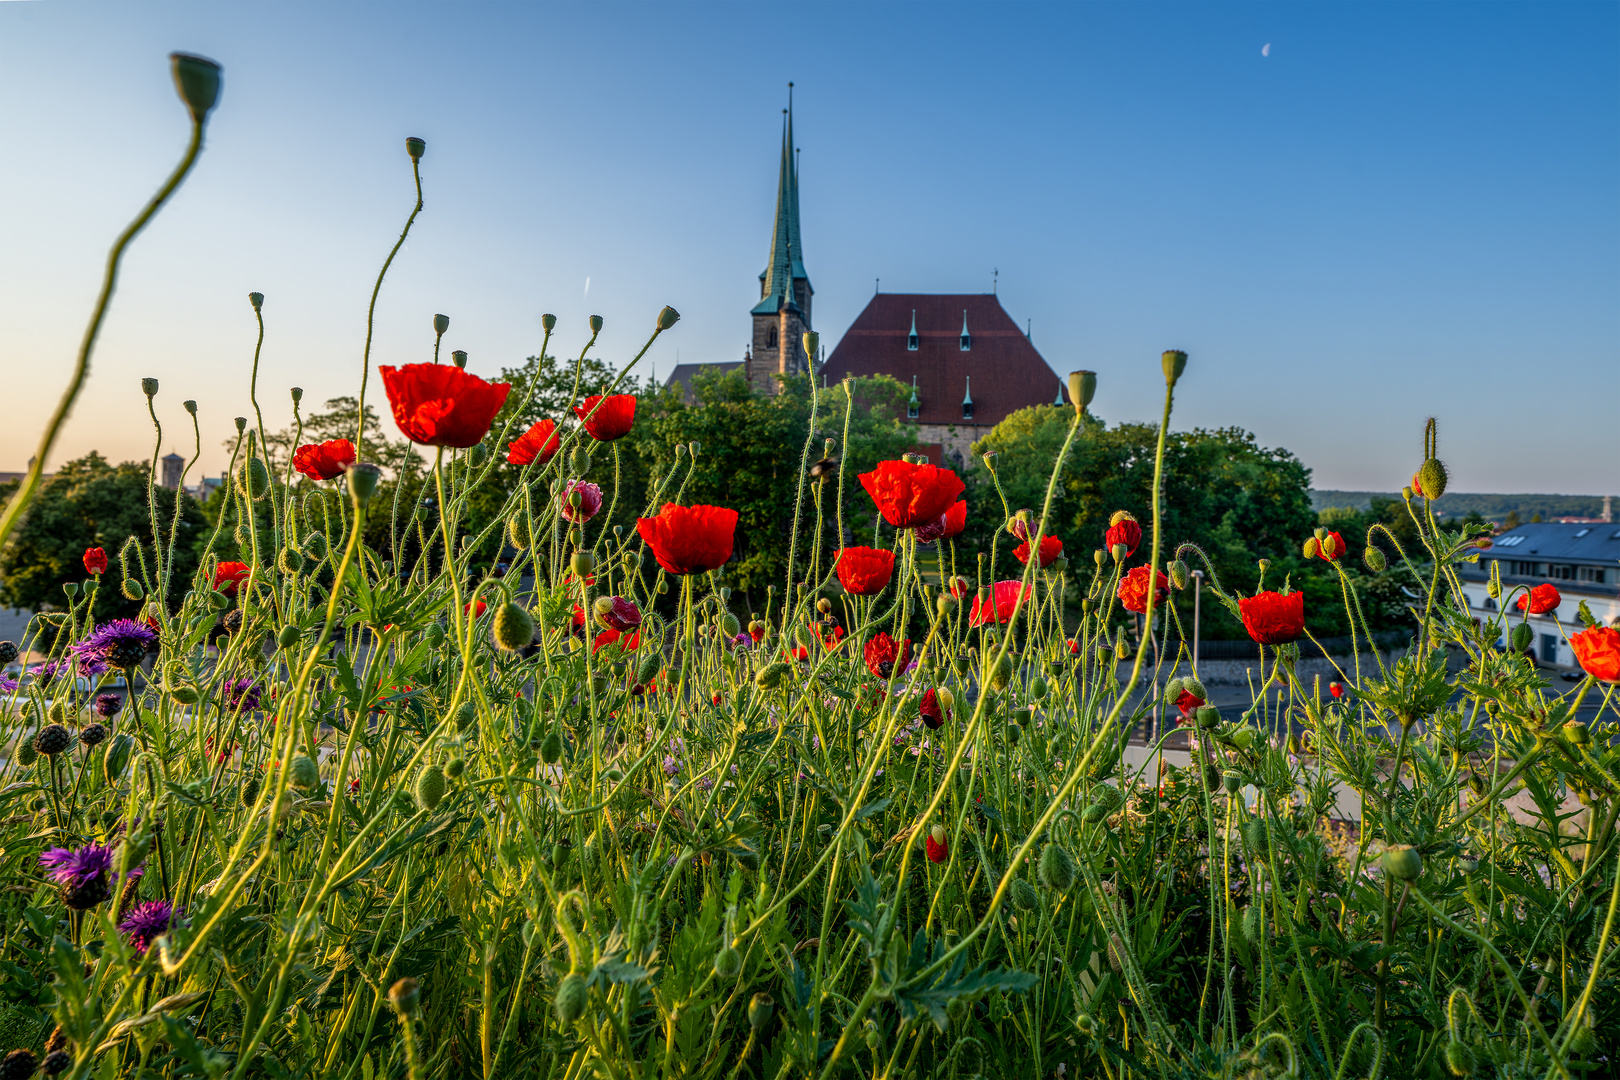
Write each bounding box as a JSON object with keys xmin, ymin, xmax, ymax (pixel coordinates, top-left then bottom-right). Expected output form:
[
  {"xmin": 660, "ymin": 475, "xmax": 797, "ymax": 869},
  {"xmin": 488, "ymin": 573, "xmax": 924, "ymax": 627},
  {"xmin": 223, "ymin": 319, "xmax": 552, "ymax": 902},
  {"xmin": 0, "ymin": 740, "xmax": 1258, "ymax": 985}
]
[
  {"xmin": 0, "ymin": 117, "xmax": 206, "ymax": 553},
  {"xmin": 354, "ymin": 155, "xmax": 424, "ymax": 461}
]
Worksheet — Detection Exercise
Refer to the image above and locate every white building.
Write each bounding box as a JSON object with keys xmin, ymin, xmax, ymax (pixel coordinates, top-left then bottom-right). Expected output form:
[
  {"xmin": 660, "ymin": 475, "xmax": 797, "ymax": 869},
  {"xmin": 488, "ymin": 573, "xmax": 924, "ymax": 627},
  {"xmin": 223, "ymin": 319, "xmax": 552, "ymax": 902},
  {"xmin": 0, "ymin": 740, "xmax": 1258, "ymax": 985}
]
[{"xmin": 1457, "ymin": 521, "xmax": 1620, "ymax": 669}]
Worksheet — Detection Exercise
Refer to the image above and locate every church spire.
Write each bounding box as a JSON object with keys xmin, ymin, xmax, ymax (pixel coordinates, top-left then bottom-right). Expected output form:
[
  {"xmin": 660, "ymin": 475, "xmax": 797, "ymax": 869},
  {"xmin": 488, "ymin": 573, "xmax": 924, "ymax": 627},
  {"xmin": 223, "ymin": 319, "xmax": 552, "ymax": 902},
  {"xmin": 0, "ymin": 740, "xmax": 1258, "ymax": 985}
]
[{"xmin": 753, "ymin": 84, "xmax": 811, "ymax": 323}]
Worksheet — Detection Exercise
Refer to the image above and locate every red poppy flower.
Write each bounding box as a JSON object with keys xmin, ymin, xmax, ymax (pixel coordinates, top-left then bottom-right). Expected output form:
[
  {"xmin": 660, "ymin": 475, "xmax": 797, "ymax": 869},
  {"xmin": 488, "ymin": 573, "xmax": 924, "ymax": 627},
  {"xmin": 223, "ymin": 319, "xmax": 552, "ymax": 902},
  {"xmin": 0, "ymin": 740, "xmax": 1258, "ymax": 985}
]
[
  {"xmin": 1066, "ymin": 638, "xmax": 1079, "ymax": 655},
  {"xmin": 948, "ymin": 575, "xmax": 972, "ymax": 598},
  {"xmin": 1174, "ymin": 688, "xmax": 1203, "ymax": 716},
  {"xmin": 573, "ymin": 394, "xmax": 637, "ymax": 442},
  {"xmin": 942, "ymin": 501, "xmax": 967, "ymax": 538},
  {"xmin": 919, "ymin": 688, "xmax": 949, "ymax": 730},
  {"xmin": 1105, "ymin": 514, "xmax": 1142, "ymax": 558},
  {"xmin": 914, "ymin": 513, "xmax": 950, "ymax": 543},
  {"xmin": 836, "ymin": 547, "xmax": 895, "ymax": 596},
  {"xmin": 560, "ymin": 481, "xmax": 603, "ymax": 524},
  {"xmin": 1015, "ymin": 536, "xmax": 1064, "ymax": 568},
  {"xmin": 1312, "ymin": 531, "xmax": 1344, "ymax": 562},
  {"xmin": 636, "ymin": 503, "xmax": 737, "ymax": 575},
  {"xmin": 380, "ymin": 363, "xmax": 510, "ymax": 448},
  {"xmin": 820, "ymin": 625, "xmax": 847, "ymax": 651},
  {"xmin": 507, "ymin": 419, "xmax": 561, "ymax": 466},
  {"xmin": 1570, "ymin": 625, "xmax": 1620, "ymax": 682},
  {"xmin": 864, "ymin": 632, "xmax": 911, "ymax": 680},
  {"xmin": 593, "ymin": 628, "xmax": 641, "ymax": 653},
  {"xmin": 1239, "ymin": 590, "xmax": 1305, "ymax": 645},
  {"xmin": 1517, "ymin": 584, "xmax": 1561, "ymax": 616},
  {"xmin": 1117, "ymin": 566, "xmax": 1169, "ymax": 614},
  {"xmin": 749, "ymin": 622, "xmax": 766, "ymax": 643},
  {"xmin": 926, "ymin": 825, "xmax": 949, "ymax": 864},
  {"xmin": 466, "ymin": 599, "xmax": 488, "ymax": 618},
  {"xmin": 83, "ymin": 547, "xmax": 108, "ymax": 576},
  {"xmin": 970, "ymin": 581, "xmax": 1025, "ymax": 625},
  {"xmin": 1329, "ymin": 681, "xmax": 1344, "ymax": 698},
  {"xmin": 858, "ymin": 460, "xmax": 966, "ymax": 529},
  {"xmin": 787, "ymin": 645, "xmax": 810, "ymax": 662},
  {"xmin": 214, "ymin": 561, "xmax": 250, "ymax": 595},
  {"xmin": 1410, "ymin": 471, "xmax": 1426, "ymax": 498},
  {"xmin": 293, "ymin": 438, "xmax": 357, "ymax": 481},
  {"xmin": 596, "ymin": 597, "xmax": 642, "ymax": 632}
]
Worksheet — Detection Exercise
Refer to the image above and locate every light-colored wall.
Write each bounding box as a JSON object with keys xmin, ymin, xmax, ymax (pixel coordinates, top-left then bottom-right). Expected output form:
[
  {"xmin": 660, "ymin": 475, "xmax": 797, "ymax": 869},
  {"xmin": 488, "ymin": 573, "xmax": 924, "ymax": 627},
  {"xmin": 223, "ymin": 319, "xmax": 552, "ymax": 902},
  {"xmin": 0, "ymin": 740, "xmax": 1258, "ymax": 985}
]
[{"xmin": 1457, "ymin": 580, "xmax": 1620, "ymax": 668}]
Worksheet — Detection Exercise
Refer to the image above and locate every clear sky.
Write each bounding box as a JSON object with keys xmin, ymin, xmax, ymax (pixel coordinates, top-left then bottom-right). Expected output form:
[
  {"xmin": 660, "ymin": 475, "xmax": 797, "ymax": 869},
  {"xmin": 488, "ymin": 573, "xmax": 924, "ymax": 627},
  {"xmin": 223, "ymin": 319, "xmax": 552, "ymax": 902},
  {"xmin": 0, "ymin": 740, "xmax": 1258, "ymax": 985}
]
[{"xmin": 2, "ymin": 1, "xmax": 1615, "ymax": 495}]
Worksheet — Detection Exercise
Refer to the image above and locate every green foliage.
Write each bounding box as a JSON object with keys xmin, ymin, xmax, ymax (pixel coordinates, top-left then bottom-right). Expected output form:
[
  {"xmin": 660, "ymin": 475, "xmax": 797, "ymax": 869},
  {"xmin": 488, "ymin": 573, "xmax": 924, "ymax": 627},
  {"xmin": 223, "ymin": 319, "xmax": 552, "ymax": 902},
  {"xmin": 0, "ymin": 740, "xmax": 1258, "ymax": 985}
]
[{"xmin": 0, "ymin": 452, "xmax": 206, "ymax": 619}]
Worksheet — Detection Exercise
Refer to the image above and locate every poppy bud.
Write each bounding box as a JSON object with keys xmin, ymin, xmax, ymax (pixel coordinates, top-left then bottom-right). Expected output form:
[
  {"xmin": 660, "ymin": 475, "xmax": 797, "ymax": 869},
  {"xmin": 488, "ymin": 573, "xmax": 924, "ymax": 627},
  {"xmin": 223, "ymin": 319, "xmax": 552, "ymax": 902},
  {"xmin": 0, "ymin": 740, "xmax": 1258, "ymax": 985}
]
[
  {"xmin": 1382, "ymin": 844, "xmax": 1422, "ymax": 881},
  {"xmin": 468, "ymin": 443, "xmax": 487, "ymax": 466},
  {"xmin": 347, "ymin": 463, "xmax": 382, "ymax": 505},
  {"xmin": 747, "ymin": 992, "xmax": 774, "ymax": 1032},
  {"xmin": 1162, "ymin": 349, "xmax": 1187, "ymax": 386},
  {"xmin": 1076, "ymin": 1012, "xmax": 1098, "ymax": 1037},
  {"xmin": 1069, "ymin": 370, "xmax": 1097, "ymax": 413},
  {"xmin": 1401, "ymin": 485, "xmax": 1414, "ymax": 501},
  {"xmin": 635, "ymin": 651, "xmax": 663, "ymax": 687},
  {"xmin": 304, "ymin": 532, "xmax": 328, "ymax": 560},
  {"xmin": 389, "ymin": 976, "xmax": 420, "ymax": 1018},
  {"xmin": 454, "ymin": 701, "xmax": 478, "ymax": 731},
  {"xmin": 540, "ymin": 728, "xmax": 563, "ymax": 764},
  {"xmin": 1418, "ymin": 458, "xmax": 1447, "ymax": 500},
  {"xmin": 1114, "ymin": 640, "xmax": 1129, "ymax": 660},
  {"xmin": 1302, "ymin": 537, "xmax": 1319, "ymax": 560},
  {"xmin": 1029, "ymin": 675, "xmax": 1049, "ymax": 700},
  {"xmin": 719, "ymin": 613, "xmax": 741, "ymax": 638},
  {"xmin": 802, "ymin": 331, "xmax": 819, "ymax": 357},
  {"xmin": 169, "ymin": 52, "xmax": 222, "ymax": 123},
  {"xmin": 1168, "ymin": 559, "xmax": 1189, "ymax": 589},
  {"xmin": 278, "ymin": 548, "xmax": 304, "ymax": 575},
  {"xmin": 277, "ymin": 623, "xmax": 301, "ymax": 650},
  {"xmin": 1444, "ymin": 1040, "xmax": 1475, "ymax": 1077},
  {"xmin": 122, "ymin": 578, "xmax": 144, "ymax": 601},
  {"xmin": 142, "ymin": 377, "xmax": 160, "ymax": 398},
  {"xmin": 1038, "ymin": 843, "xmax": 1077, "ymax": 893},
  {"xmin": 713, "ymin": 946, "xmax": 742, "ymax": 979},
  {"xmin": 405, "ymin": 137, "xmax": 426, "ymax": 162},
  {"xmin": 1012, "ymin": 878, "xmax": 1039, "ymax": 911},
  {"xmin": 1183, "ymin": 676, "xmax": 1206, "ymax": 701},
  {"xmin": 986, "ymin": 652, "xmax": 1014, "ymax": 691},
  {"xmin": 1363, "ymin": 546, "xmax": 1386, "ymax": 573},
  {"xmin": 570, "ymin": 444, "xmax": 593, "ymax": 474},
  {"xmin": 1510, "ymin": 622, "xmax": 1533, "ymax": 653},
  {"xmin": 291, "ymin": 754, "xmax": 320, "ymax": 790},
  {"xmin": 493, "ymin": 602, "xmax": 535, "ymax": 651},
  {"xmin": 1321, "ymin": 533, "xmax": 1340, "ymax": 560},
  {"xmin": 657, "ymin": 306, "xmax": 681, "ymax": 330},
  {"xmin": 864, "ymin": 1019, "xmax": 882, "ymax": 1050},
  {"xmin": 415, "ymin": 765, "xmax": 447, "ymax": 811},
  {"xmin": 444, "ymin": 757, "xmax": 465, "ymax": 780},
  {"xmin": 755, "ymin": 662, "xmax": 789, "ymax": 690},
  {"xmin": 451, "ymin": 350, "xmax": 468, "ymax": 369}
]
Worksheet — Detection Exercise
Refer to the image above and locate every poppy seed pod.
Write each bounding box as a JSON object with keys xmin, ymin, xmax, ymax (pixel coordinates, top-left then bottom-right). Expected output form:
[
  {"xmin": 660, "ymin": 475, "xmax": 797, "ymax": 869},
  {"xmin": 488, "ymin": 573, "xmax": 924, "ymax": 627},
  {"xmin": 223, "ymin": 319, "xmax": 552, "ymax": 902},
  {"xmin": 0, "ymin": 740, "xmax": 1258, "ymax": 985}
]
[
  {"xmin": 1222, "ymin": 771, "xmax": 1243, "ymax": 794},
  {"xmin": 1563, "ymin": 719, "xmax": 1591, "ymax": 747},
  {"xmin": 451, "ymin": 350, "xmax": 467, "ymax": 369},
  {"xmin": 1382, "ymin": 844, "xmax": 1423, "ymax": 881},
  {"xmin": 1161, "ymin": 349, "xmax": 1187, "ymax": 386},
  {"xmin": 1069, "ymin": 370, "xmax": 1097, "ymax": 413},
  {"xmin": 1195, "ymin": 704, "xmax": 1221, "ymax": 729},
  {"xmin": 1364, "ymin": 546, "xmax": 1387, "ymax": 573},
  {"xmin": 405, "ymin": 137, "xmax": 425, "ymax": 161},
  {"xmin": 1110, "ymin": 543, "xmax": 1127, "ymax": 563},
  {"xmin": 657, "ymin": 306, "xmax": 681, "ymax": 330},
  {"xmin": 290, "ymin": 754, "xmax": 320, "ymax": 790},
  {"xmin": 234, "ymin": 416, "xmax": 247, "ymax": 432},
  {"xmin": 289, "ymin": 387, "xmax": 302, "ymax": 403},
  {"xmin": 388, "ymin": 976, "xmax": 420, "ymax": 1018},
  {"xmin": 415, "ymin": 765, "xmax": 447, "ymax": 812},
  {"xmin": 570, "ymin": 551, "xmax": 594, "ymax": 578},
  {"xmin": 802, "ymin": 331, "xmax": 820, "ymax": 357},
  {"xmin": 169, "ymin": 52, "xmax": 222, "ymax": 122},
  {"xmin": 542, "ymin": 313, "xmax": 556, "ymax": 332},
  {"xmin": 248, "ymin": 292, "xmax": 264, "ymax": 311},
  {"xmin": 588, "ymin": 315, "xmax": 603, "ymax": 334},
  {"xmin": 347, "ymin": 463, "xmax": 382, "ymax": 505},
  {"xmin": 142, "ymin": 377, "xmax": 160, "ymax": 398},
  {"xmin": 493, "ymin": 602, "xmax": 535, "ymax": 651},
  {"xmin": 1038, "ymin": 842, "xmax": 1077, "ymax": 893},
  {"xmin": 747, "ymin": 992, "xmax": 774, "ymax": 1032}
]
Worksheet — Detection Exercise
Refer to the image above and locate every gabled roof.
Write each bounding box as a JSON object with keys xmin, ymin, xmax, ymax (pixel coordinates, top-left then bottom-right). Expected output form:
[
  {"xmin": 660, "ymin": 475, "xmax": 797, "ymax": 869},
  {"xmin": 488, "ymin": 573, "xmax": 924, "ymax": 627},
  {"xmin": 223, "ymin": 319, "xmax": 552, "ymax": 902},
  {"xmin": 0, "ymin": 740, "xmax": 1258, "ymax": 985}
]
[
  {"xmin": 664, "ymin": 361, "xmax": 744, "ymax": 404},
  {"xmin": 1481, "ymin": 522, "xmax": 1620, "ymax": 566},
  {"xmin": 824, "ymin": 294, "xmax": 1063, "ymax": 429}
]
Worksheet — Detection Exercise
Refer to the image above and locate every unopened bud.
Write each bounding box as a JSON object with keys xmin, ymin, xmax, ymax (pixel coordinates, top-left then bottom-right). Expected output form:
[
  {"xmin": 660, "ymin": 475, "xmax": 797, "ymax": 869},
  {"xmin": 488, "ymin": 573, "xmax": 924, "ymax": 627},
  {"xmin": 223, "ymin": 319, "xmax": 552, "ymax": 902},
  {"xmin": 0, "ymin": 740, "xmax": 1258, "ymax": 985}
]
[
  {"xmin": 1302, "ymin": 537, "xmax": 1319, "ymax": 560},
  {"xmin": 1169, "ymin": 560, "xmax": 1190, "ymax": 590},
  {"xmin": 1418, "ymin": 458, "xmax": 1448, "ymax": 500},
  {"xmin": 1364, "ymin": 546, "xmax": 1387, "ymax": 573},
  {"xmin": 493, "ymin": 601, "xmax": 535, "ymax": 651}
]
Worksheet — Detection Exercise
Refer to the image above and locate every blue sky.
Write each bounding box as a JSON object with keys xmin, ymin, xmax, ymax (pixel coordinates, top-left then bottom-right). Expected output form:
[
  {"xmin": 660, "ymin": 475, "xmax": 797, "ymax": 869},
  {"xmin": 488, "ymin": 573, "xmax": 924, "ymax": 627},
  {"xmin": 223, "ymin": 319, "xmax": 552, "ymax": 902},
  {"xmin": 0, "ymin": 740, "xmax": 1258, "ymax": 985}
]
[{"xmin": 2, "ymin": 1, "xmax": 1615, "ymax": 494}]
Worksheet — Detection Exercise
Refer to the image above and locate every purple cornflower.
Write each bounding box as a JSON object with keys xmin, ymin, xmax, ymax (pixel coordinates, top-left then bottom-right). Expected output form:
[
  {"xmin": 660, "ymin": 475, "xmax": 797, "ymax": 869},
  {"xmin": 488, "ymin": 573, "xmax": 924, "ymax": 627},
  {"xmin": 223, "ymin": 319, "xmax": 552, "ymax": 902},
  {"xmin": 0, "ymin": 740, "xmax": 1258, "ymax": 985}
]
[
  {"xmin": 30, "ymin": 658, "xmax": 72, "ymax": 687},
  {"xmin": 73, "ymin": 619, "xmax": 159, "ymax": 672},
  {"xmin": 38, "ymin": 844, "xmax": 141, "ymax": 911},
  {"xmin": 94, "ymin": 693, "xmax": 124, "ymax": 719},
  {"xmin": 222, "ymin": 677, "xmax": 262, "ymax": 712},
  {"xmin": 729, "ymin": 632, "xmax": 753, "ymax": 651},
  {"xmin": 119, "ymin": 900, "xmax": 184, "ymax": 953},
  {"xmin": 697, "ymin": 776, "xmax": 715, "ymax": 793},
  {"xmin": 0, "ymin": 673, "xmax": 16, "ymax": 694},
  {"xmin": 662, "ymin": 755, "xmax": 681, "ymax": 778}
]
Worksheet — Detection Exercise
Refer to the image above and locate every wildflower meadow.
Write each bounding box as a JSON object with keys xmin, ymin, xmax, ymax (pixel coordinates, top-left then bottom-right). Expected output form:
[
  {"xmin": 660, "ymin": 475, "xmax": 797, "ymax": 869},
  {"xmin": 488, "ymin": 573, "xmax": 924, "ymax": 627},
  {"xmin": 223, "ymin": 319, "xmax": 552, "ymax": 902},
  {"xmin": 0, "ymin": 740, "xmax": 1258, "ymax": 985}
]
[{"xmin": 1, "ymin": 53, "xmax": 1617, "ymax": 1080}]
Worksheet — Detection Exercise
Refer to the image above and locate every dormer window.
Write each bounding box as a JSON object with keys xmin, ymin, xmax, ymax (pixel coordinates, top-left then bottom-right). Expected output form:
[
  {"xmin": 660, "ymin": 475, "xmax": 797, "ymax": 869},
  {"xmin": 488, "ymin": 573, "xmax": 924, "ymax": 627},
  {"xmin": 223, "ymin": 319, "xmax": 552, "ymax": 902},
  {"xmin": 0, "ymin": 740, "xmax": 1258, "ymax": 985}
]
[
  {"xmin": 907, "ymin": 310, "xmax": 919, "ymax": 351},
  {"xmin": 959, "ymin": 309, "xmax": 971, "ymax": 351},
  {"xmin": 962, "ymin": 376, "xmax": 974, "ymax": 420},
  {"xmin": 907, "ymin": 376, "xmax": 920, "ymax": 420}
]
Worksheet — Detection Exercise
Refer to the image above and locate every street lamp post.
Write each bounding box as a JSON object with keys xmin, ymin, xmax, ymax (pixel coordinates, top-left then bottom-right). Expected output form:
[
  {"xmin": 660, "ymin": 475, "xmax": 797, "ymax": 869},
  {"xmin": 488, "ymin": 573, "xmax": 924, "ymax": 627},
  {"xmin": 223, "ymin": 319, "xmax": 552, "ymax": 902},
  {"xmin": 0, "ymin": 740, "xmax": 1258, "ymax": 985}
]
[{"xmin": 1191, "ymin": 570, "xmax": 1204, "ymax": 675}]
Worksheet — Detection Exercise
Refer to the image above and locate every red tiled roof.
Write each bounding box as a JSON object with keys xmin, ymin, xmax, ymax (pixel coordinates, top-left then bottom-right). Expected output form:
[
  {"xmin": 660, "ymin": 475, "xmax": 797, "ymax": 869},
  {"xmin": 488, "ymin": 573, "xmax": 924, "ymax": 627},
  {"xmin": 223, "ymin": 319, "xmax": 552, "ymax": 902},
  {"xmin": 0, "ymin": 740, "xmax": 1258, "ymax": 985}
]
[{"xmin": 823, "ymin": 294, "xmax": 1063, "ymax": 429}]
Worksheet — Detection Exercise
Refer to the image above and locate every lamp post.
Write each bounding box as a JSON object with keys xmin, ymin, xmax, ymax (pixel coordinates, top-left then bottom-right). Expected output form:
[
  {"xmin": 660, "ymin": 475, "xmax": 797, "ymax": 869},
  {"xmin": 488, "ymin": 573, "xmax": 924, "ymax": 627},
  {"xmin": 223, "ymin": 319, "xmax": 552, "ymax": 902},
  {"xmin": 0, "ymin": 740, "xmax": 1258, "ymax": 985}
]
[{"xmin": 1191, "ymin": 570, "xmax": 1204, "ymax": 674}]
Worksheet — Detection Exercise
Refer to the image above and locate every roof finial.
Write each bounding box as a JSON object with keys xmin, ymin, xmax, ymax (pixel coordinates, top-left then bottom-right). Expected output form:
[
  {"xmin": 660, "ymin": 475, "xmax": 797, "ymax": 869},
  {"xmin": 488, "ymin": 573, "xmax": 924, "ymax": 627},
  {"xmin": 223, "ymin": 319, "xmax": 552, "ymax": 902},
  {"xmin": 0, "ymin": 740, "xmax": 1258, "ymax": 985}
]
[
  {"xmin": 875, "ymin": 277, "xmax": 880, "ymax": 295},
  {"xmin": 993, "ymin": 268, "xmax": 998, "ymax": 295}
]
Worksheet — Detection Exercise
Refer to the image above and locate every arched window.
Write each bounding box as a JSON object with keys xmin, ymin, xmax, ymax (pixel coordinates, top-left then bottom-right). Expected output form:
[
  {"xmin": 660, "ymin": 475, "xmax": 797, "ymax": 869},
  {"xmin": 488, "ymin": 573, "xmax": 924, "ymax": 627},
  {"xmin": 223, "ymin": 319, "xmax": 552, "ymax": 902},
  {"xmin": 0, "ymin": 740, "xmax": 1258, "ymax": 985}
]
[{"xmin": 766, "ymin": 325, "xmax": 778, "ymax": 349}]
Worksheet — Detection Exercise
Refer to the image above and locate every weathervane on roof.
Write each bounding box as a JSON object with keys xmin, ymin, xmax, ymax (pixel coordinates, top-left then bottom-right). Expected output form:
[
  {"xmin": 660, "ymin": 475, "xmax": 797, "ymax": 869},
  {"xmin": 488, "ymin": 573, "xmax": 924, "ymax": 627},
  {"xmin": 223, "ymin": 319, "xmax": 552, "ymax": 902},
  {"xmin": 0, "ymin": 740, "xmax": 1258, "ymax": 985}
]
[{"xmin": 993, "ymin": 268, "xmax": 998, "ymax": 295}]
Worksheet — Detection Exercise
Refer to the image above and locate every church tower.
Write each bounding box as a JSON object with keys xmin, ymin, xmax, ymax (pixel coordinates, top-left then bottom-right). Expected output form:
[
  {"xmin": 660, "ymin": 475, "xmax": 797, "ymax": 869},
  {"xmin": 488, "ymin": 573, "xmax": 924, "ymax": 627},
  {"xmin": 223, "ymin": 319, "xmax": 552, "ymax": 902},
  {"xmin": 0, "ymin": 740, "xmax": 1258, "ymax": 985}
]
[{"xmin": 749, "ymin": 86, "xmax": 813, "ymax": 395}]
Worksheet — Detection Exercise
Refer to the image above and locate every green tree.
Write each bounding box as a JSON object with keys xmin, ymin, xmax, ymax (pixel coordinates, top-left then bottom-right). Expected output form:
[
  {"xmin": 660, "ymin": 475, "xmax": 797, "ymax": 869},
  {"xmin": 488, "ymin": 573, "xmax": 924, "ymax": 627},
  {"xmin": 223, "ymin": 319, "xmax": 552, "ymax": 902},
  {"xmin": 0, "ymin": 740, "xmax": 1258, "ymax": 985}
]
[{"xmin": 0, "ymin": 452, "xmax": 207, "ymax": 620}]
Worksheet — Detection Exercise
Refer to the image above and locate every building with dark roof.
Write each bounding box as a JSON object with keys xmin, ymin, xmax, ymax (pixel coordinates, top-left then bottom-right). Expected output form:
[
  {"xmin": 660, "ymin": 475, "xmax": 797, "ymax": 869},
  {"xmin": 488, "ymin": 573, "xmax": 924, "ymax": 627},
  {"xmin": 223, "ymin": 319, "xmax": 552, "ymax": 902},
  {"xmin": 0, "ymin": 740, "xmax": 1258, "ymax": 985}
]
[
  {"xmin": 664, "ymin": 361, "xmax": 743, "ymax": 404},
  {"xmin": 1457, "ymin": 521, "xmax": 1620, "ymax": 668},
  {"xmin": 824, "ymin": 292, "xmax": 1066, "ymax": 468}
]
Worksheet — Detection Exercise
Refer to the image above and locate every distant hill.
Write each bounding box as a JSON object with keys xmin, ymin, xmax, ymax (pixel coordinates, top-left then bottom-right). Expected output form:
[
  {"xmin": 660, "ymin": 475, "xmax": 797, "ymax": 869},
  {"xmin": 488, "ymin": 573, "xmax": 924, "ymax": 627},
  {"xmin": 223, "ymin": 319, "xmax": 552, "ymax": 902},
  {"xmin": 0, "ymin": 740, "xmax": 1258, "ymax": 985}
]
[{"xmin": 1312, "ymin": 490, "xmax": 1614, "ymax": 524}]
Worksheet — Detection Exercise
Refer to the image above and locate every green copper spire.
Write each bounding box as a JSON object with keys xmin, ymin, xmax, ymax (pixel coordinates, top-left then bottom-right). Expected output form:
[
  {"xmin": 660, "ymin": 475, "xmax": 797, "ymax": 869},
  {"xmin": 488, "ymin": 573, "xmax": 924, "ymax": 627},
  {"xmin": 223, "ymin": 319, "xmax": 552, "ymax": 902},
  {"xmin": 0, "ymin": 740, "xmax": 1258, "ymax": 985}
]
[{"xmin": 753, "ymin": 84, "xmax": 811, "ymax": 321}]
